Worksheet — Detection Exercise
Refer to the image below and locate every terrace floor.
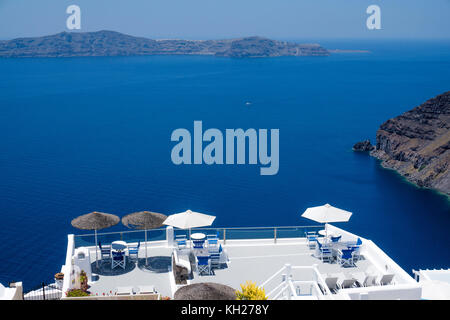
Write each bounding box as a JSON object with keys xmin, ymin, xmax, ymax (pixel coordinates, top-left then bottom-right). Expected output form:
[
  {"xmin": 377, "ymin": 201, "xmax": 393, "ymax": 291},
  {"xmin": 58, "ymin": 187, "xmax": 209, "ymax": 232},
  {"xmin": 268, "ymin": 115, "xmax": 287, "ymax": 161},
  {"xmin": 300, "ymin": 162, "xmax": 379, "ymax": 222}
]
[{"xmin": 85, "ymin": 238, "xmax": 377, "ymax": 298}]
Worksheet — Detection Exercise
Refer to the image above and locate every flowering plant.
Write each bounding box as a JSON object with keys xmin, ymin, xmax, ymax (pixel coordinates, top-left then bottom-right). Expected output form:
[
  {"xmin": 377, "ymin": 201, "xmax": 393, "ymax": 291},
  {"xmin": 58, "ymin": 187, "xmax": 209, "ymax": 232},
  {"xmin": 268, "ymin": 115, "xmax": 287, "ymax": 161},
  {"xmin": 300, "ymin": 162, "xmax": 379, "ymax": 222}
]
[{"xmin": 235, "ymin": 281, "xmax": 267, "ymax": 300}]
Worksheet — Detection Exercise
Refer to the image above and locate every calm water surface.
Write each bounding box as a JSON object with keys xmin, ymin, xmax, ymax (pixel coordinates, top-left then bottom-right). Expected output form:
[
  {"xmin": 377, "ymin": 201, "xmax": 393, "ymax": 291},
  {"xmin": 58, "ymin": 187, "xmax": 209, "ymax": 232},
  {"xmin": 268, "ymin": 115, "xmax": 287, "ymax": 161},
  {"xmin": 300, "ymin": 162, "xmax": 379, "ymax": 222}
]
[{"xmin": 0, "ymin": 40, "xmax": 449, "ymax": 289}]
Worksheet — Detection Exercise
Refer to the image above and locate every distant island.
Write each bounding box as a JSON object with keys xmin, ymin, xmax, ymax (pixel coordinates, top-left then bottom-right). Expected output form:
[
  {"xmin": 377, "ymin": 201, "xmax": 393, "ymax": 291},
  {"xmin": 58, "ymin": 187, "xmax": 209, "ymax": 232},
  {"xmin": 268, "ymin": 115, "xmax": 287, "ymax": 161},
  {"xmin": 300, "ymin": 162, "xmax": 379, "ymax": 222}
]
[
  {"xmin": 354, "ymin": 91, "xmax": 450, "ymax": 197},
  {"xmin": 0, "ymin": 30, "xmax": 330, "ymax": 58}
]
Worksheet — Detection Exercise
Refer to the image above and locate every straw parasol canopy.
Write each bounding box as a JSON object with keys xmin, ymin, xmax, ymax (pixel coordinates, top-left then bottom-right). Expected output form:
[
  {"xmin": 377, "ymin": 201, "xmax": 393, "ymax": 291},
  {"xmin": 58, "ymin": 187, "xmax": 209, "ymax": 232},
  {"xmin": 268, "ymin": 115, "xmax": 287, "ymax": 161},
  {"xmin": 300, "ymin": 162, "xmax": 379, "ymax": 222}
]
[
  {"xmin": 174, "ymin": 283, "xmax": 236, "ymax": 300},
  {"xmin": 122, "ymin": 211, "xmax": 167, "ymax": 230},
  {"xmin": 122, "ymin": 211, "xmax": 167, "ymax": 265},
  {"xmin": 71, "ymin": 211, "xmax": 120, "ymax": 268},
  {"xmin": 71, "ymin": 211, "xmax": 120, "ymax": 230}
]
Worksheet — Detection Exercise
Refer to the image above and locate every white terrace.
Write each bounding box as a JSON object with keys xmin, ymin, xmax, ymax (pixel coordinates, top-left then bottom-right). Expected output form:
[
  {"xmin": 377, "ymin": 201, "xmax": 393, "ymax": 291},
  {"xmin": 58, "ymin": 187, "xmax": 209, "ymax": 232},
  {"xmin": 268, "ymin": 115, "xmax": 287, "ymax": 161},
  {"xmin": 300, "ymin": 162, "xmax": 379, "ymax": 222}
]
[{"xmin": 60, "ymin": 224, "xmax": 421, "ymax": 300}]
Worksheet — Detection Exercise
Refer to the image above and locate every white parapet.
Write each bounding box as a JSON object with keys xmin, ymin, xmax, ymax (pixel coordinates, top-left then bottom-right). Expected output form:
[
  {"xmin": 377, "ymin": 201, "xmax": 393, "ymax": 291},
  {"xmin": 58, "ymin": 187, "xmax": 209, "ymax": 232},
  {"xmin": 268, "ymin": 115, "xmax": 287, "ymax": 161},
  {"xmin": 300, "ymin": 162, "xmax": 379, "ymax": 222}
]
[{"xmin": 0, "ymin": 282, "xmax": 23, "ymax": 300}]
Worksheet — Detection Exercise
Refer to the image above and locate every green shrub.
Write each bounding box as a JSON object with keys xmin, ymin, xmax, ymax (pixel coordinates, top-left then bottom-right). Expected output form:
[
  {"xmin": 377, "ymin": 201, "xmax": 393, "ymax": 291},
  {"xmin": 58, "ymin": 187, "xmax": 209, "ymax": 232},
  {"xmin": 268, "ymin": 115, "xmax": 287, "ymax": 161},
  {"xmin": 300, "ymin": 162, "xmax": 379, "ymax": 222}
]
[{"xmin": 66, "ymin": 288, "xmax": 90, "ymax": 297}]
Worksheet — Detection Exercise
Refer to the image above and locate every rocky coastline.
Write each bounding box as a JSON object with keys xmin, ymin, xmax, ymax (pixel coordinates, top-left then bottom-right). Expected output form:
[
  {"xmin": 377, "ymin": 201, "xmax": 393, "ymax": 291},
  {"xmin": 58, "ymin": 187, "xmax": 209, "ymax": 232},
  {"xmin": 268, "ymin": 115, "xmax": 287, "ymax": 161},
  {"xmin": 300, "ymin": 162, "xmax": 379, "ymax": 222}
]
[{"xmin": 354, "ymin": 91, "xmax": 450, "ymax": 197}]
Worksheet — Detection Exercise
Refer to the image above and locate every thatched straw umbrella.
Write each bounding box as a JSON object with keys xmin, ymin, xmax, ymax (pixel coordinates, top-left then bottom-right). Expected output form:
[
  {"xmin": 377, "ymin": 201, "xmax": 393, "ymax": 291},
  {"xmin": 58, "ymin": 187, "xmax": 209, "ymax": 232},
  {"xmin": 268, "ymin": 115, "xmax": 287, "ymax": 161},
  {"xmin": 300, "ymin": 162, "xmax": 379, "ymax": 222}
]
[
  {"xmin": 71, "ymin": 211, "xmax": 120, "ymax": 268},
  {"xmin": 174, "ymin": 283, "xmax": 236, "ymax": 300},
  {"xmin": 121, "ymin": 211, "xmax": 167, "ymax": 265}
]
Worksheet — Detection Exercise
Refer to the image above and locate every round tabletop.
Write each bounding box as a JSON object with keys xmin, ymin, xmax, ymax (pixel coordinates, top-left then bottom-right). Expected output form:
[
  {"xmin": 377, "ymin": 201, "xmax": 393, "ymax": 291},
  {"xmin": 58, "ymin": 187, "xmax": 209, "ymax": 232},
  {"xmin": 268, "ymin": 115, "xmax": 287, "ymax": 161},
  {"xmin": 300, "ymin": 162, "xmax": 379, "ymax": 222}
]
[
  {"xmin": 191, "ymin": 233, "xmax": 206, "ymax": 240},
  {"xmin": 318, "ymin": 230, "xmax": 340, "ymax": 237},
  {"xmin": 111, "ymin": 241, "xmax": 127, "ymax": 251}
]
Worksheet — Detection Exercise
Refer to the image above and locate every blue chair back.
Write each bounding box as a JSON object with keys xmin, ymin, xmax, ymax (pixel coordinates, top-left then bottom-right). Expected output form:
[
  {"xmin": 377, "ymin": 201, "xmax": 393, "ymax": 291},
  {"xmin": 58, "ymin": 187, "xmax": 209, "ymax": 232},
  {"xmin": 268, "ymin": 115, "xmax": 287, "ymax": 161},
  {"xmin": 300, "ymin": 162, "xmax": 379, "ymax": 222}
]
[
  {"xmin": 331, "ymin": 235, "xmax": 341, "ymax": 243},
  {"xmin": 197, "ymin": 256, "xmax": 210, "ymax": 265},
  {"xmin": 112, "ymin": 251, "xmax": 124, "ymax": 260},
  {"xmin": 207, "ymin": 232, "xmax": 219, "ymax": 239},
  {"xmin": 193, "ymin": 240, "xmax": 205, "ymax": 249},
  {"xmin": 341, "ymin": 249, "xmax": 353, "ymax": 259},
  {"xmin": 316, "ymin": 239, "xmax": 322, "ymax": 249}
]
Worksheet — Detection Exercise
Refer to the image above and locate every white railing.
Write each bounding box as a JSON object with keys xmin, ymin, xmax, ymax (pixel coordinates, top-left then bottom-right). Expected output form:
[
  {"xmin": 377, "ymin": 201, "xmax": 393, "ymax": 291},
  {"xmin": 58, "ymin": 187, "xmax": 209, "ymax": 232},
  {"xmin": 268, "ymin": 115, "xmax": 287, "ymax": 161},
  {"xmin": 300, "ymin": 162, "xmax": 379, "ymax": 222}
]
[
  {"xmin": 61, "ymin": 234, "xmax": 75, "ymax": 297},
  {"xmin": 261, "ymin": 263, "xmax": 333, "ymax": 300}
]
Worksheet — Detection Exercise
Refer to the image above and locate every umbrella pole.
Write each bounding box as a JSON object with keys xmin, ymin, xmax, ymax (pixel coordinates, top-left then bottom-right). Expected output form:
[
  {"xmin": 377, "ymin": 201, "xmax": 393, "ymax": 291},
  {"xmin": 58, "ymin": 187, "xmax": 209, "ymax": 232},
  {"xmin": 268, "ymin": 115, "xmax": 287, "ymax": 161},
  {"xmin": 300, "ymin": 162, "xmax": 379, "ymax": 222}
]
[
  {"xmin": 145, "ymin": 229, "xmax": 148, "ymax": 266},
  {"xmin": 95, "ymin": 229, "xmax": 99, "ymax": 268},
  {"xmin": 189, "ymin": 228, "xmax": 192, "ymax": 248}
]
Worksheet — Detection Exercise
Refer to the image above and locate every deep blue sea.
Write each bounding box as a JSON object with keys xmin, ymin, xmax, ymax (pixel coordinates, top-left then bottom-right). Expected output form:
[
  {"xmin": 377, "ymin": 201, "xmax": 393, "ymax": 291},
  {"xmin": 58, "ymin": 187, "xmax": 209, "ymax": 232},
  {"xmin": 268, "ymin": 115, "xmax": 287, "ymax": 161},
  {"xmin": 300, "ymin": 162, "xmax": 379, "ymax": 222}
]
[{"xmin": 0, "ymin": 40, "xmax": 449, "ymax": 290}]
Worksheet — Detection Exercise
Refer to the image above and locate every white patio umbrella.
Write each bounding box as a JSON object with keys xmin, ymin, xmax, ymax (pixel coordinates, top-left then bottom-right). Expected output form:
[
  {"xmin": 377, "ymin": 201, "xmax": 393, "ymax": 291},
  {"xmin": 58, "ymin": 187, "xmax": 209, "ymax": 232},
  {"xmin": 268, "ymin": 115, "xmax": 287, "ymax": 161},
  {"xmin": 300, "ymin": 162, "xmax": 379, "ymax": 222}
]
[
  {"xmin": 163, "ymin": 210, "xmax": 216, "ymax": 244},
  {"xmin": 301, "ymin": 203, "xmax": 352, "ymax": 240}
]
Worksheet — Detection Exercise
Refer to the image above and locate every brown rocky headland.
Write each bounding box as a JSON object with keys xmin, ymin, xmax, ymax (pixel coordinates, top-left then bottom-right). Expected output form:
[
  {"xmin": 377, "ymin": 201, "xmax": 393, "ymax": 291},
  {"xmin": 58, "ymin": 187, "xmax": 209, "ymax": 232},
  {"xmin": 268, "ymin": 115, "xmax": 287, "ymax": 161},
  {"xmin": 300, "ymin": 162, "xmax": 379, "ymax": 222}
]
[{"xmin": 356, "ymin": 91, "xmax": 450, "ymax": 197}]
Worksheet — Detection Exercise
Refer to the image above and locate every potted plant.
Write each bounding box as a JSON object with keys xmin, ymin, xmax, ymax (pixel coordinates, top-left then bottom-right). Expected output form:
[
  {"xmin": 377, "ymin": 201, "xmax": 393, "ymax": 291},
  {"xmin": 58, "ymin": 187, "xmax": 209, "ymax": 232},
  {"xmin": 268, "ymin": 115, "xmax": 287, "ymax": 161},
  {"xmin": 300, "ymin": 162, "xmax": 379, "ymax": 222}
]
[
  {"xmin": 79, "ymin": 270, "xmax": 89, "ymax": 292},
  {"xmin": 54, "ymin": 272, "xmax": 64, "ymax": 289}
]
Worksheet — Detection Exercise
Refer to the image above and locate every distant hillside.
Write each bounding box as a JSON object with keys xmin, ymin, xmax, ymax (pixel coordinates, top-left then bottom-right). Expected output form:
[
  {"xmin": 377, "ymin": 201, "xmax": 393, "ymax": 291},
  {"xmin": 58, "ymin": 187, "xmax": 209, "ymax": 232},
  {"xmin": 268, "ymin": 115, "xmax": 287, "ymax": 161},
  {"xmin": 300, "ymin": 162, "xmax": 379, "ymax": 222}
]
[
  {"xmin": 369, "ymin": 92, "xmax": 450, "ymax": 196},
  {"xmin": 0, "ymin": 31, "xmax": 329, "ymax": 58}
]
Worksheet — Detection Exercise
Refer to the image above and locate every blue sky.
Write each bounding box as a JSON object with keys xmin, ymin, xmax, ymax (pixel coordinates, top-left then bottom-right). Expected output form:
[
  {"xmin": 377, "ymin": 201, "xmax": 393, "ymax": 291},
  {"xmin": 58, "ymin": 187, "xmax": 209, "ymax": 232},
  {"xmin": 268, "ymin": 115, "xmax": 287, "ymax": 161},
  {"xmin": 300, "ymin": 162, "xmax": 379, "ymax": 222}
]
[{"xmin": 0, "ymin": 0, "xmax": 449, "ymax": 40}]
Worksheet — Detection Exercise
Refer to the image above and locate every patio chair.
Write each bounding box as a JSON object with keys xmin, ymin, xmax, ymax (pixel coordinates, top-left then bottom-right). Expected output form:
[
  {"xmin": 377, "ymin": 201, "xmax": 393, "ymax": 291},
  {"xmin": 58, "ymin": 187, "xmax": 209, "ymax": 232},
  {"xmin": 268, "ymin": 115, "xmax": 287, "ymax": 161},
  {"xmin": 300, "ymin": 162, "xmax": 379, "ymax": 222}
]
[
  {"xmin": 330, "ymin": 235, "xmax": 342, "ymax": 243},
  {"xmin": 193, "ymin": 239, "xmax": 205, "ymax": 249},
  {"xmin": 209, "ymin": 247, "xmax": 221, "ymax": 269},
  {"xmin": 348, "ymin": 245, "xmax": 361, "ymax": 262},
  {"xmin": 337, "ymin": 249, "xmax": 354, "ymax": 267},
  {"xmin": 324, "ymin": 276, "xmax": 339, "ymax": 293},
  {"xmin": 378, "ymin": 274, "xmax": 395, "ymax": 286},
  {"xmin": 98, "ymin": 242, "xmax": 111, "ymax": 262},
  {"xmin": 207, "ymin": 233, "xmax": 219, "ymax": 248},
  {"xmin": 306, "ymin": 231, "xmax": 318, "ymax": 249},
  {"xmin": 315, "ymin": 240, "xmax": 333, "ymax": 263},
  {"xmin": 112, "ymin": 251, "xmax": 126, "ymax": 269},
  {"xmin": 207, "ymin": 232, "xmax": 219, "ymax": 240},
  {"xmin": 128, "ymin": 241, "xmax": 140, "ymax": 261},
  {"xmin": 339, "ymin": 278, "xmax": 356, "ymax": 289},
  {"xmin": 175, "ymin": 235, "xmax": 187, "ymax": 249},
  {"xmin": 197, "ymin": 256, "xmax": 211, "ymax": 275},
  {"xmin": 362, "ymin": 274, "xmax": 376, "ymax": 287}
]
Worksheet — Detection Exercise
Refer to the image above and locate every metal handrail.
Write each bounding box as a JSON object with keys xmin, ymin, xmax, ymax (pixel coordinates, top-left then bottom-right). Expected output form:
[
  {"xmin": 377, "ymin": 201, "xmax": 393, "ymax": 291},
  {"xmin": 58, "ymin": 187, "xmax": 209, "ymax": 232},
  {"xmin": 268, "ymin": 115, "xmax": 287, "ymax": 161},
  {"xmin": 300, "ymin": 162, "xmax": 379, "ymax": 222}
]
[{"xmin": 73, "ymin": 224, "xmax": 323, "ymax": 238}]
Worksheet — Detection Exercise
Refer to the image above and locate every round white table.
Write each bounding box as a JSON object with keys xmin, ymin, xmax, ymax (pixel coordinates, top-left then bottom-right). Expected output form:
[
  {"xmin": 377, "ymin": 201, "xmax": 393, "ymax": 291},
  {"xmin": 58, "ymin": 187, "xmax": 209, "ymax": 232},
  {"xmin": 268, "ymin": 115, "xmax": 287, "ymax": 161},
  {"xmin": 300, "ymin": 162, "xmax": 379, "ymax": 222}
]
[
  {"xmin": 191, "ymin": 233, "xmax": 206, "ymax": 240},
  {"xmin": 111, "ymin": 241, "xmax": 127, "ymax": 251},
  {"xmin": 318, "ymin": 230, "xmax": 340, "ymax": 238}
]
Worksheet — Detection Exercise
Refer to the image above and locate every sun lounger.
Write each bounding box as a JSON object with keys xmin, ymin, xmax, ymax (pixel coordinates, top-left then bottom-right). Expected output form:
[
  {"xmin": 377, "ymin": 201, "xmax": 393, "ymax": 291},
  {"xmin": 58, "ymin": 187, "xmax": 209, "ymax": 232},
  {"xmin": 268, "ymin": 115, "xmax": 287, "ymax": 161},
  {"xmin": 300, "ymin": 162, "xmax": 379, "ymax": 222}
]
[
  {"xmin": 137, "ymin": 285, "xmax": 156, "ymax": 294},
  {"xmin": 324, "ymin": 276, "xmax": 339, "ymax": 293},
  {"xmin": 378, "ymin": 274, "xmax": 395, "ymax": 286},
  {"xmin": 115, "ymin": 286, "xmax": 134, "ymax": 295}
]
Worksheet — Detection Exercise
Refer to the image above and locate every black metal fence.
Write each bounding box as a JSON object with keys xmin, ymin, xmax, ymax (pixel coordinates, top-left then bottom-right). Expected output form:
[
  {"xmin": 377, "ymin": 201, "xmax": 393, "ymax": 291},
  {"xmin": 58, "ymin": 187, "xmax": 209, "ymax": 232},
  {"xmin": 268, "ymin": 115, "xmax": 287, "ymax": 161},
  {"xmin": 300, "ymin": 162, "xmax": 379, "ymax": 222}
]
[{"xmin": 22, "ymin": 282, "xmax": 63, "ymax": 300}]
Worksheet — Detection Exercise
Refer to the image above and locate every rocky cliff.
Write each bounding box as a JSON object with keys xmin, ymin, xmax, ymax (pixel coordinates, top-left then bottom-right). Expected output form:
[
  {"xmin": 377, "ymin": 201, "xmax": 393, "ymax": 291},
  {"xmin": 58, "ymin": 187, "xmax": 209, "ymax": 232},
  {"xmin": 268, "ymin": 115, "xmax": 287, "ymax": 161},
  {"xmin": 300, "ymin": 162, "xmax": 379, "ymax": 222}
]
[
  {"xmin": 370, "ymin": 91, "xmax": 450, "ymax": 196},
  {"xmin": 0, "ymin": 31, "xmax": 329, "ymax": 58}
]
